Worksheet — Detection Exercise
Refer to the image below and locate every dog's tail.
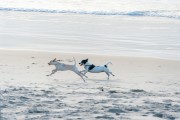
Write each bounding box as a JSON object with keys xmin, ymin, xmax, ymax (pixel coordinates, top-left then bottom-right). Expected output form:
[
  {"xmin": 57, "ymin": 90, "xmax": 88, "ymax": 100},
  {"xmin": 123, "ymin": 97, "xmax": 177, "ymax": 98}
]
[
  {"xmin": 105, "ymin": 62, "xmax": 112, "ymax": 67},
  {"xmin": 73, "ymin": 57, "xmax": 76, "ymax": 65}
]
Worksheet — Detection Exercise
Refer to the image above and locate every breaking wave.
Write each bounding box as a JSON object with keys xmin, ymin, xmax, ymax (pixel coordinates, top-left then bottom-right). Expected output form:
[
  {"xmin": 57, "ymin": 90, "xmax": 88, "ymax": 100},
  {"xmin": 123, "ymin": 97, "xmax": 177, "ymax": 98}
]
[{"xmin": 0, "ymin": 7, "xmax": 180, "ymax": 19}]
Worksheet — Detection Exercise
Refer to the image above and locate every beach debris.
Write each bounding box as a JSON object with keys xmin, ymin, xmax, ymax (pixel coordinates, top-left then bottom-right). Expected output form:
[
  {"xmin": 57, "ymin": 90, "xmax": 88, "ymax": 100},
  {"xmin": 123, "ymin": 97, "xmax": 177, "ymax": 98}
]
[
  {"xmin": 101, "ymin": 88, "xmax": 104, "ymax": 91},
  {"xmin": 97, "ymin": 87, "xmax": 104, "ymax": 92}
]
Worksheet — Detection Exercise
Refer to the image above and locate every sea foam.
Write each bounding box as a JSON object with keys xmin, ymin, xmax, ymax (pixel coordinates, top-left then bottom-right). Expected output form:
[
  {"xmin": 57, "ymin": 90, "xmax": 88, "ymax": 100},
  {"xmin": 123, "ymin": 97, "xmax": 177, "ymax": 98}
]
[{"xmin": 0, "ymin": 0, "xmax": 180, "ymax": 19}]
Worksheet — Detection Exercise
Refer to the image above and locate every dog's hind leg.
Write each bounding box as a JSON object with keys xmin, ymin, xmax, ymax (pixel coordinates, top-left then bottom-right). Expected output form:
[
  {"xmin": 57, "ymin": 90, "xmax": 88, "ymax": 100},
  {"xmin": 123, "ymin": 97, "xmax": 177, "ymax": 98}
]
[
  {"xmin": 105, "ymin": 72, "xmax": 110, "ymax": 80},
  {"xmin": 105, "ymin": 68, "xmax": 115, "ymax": 77},
  {"xmin": 80, "ymin": 72, "xmax": 88, "ymax": 78},
  {"xmin": 109, "ymin": 72, "xmax": 115, "ymax": 76},
  {"xmin": 73, "ymin": 71, "xmax": 86, "ymax": 82}
]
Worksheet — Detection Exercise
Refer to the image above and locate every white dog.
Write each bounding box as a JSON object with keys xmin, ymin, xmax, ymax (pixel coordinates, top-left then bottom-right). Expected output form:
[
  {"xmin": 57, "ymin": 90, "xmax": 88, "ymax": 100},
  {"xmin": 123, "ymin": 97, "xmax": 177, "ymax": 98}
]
[
  {"xmin": 47, "ymin": 58, "xmax": 87, "ymax": 82},
  {"xmin": 79, "ymin": 59, "xmax": 115, "ymax": 79}
]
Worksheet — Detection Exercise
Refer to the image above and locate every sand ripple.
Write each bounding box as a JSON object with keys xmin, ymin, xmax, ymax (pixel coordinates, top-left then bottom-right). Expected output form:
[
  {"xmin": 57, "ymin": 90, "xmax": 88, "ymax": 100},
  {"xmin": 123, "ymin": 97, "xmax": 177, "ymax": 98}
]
[{"xmin": 0, "ymin": 83, "xmax": 179, "ymax": 120}]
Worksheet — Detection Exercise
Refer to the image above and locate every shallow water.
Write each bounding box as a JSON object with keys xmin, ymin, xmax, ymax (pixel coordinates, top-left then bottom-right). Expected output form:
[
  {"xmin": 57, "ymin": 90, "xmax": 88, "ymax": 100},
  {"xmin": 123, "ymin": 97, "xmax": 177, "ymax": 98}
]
[{"xmin": 0, "ymin": 12, "xmax": 180, "ymax": 60}]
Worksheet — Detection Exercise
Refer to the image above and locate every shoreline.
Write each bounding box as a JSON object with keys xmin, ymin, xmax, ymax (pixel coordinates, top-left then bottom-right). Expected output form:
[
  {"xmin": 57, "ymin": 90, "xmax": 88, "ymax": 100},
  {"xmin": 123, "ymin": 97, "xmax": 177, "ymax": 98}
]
[{"xmin": 1, "ymin": 48, "xmax": 180, "ymax": 62}]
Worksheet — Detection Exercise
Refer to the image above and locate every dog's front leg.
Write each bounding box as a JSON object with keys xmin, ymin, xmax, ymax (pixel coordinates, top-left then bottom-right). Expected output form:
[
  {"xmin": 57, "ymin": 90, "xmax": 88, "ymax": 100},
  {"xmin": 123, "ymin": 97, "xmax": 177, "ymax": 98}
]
[
  {"xmin": 83, "ymin": 70, "xmax": 88, "ymax": 75},
  {"xmin": 80, "ymin": 72, "xmax": 88, "ymax": 78},
  {"xmin": 47, "ymin": 69, "xmax": 57, "ymax": 76}
]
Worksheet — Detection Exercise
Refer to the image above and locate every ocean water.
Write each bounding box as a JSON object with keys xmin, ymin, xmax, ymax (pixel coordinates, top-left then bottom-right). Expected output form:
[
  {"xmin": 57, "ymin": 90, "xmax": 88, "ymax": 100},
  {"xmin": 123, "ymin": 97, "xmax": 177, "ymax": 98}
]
[
  {"xmin": 0, "ymin": 0, "xmax": 180, "ymax": 19},
  {"xmin": 0, "ymin": 0, "xmax": 180, "ymax": 60}
]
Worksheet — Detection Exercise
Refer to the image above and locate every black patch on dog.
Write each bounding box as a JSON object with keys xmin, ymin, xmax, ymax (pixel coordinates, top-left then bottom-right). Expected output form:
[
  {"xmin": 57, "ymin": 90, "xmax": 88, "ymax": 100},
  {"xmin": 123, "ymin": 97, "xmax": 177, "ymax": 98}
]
[
  {"xmin": 88, "ymin": 64, "xmax": 95, "ymax": 71},
  {"xmin": 104, "ymin": 65, "xmax": 107, "ymax": 68}
]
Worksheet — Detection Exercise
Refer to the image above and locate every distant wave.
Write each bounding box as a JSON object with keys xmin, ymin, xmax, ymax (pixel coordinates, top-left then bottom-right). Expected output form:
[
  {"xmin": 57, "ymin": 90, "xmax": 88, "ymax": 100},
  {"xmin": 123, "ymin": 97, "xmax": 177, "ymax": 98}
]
[{"xmin": 0, "ymin": 7, "xmax": 180, "ymax": 19}]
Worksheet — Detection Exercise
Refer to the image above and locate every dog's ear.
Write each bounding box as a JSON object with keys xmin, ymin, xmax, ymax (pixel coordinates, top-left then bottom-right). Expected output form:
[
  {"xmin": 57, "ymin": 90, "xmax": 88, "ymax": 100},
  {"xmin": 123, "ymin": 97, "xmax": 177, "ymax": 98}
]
[
  {"xmin": 86, "ymin": 58, "xmax": 88, "ymax": 61},
  {"xmin": 53, "ymin": 58, "xmax": 56, "ymax": 61}
]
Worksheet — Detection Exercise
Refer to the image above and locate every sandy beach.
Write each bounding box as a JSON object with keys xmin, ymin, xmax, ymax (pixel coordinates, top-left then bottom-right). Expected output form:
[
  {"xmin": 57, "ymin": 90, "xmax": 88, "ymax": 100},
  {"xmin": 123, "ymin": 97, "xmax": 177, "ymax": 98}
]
[
  {"xmin": 1, "ymin": 0, "xmax": 180, "ymax": 119},
  {"xmin": 0, "ymin": 50, "xmax": 180, "ymax": 120}
]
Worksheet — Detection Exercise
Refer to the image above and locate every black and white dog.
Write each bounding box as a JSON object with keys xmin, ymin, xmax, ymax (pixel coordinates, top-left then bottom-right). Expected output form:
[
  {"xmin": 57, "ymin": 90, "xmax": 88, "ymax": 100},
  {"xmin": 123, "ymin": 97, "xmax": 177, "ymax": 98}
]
[{"xmin": 79, "ymin": 59, "xmax": 115, "ymax": 79}]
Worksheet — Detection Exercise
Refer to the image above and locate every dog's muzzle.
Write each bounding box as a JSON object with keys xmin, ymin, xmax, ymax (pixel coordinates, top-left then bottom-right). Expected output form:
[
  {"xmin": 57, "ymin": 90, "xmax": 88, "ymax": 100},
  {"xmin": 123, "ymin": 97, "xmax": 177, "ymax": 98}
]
[
  {"xmin": 79, "ymin": 63, "xmax": 83, "ymax": 66},
  {"xmin": 48, "ymin": 63, "xmax": 50, "ymax": 65}
]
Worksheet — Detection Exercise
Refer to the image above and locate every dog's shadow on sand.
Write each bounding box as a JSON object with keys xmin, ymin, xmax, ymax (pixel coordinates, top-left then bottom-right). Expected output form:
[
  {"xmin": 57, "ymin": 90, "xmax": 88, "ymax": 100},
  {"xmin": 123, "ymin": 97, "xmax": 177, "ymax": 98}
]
[{"xmin": 85, "ymin": 78, "xmax": 117, "ymax": 83}]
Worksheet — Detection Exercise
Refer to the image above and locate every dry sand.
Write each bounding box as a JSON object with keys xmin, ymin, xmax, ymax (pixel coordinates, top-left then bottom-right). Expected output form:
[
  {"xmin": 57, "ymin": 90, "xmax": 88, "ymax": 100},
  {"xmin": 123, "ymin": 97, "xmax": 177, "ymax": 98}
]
[{"xmin": 0, "ymin": 50, "xmax": 180, "ymax": 120}]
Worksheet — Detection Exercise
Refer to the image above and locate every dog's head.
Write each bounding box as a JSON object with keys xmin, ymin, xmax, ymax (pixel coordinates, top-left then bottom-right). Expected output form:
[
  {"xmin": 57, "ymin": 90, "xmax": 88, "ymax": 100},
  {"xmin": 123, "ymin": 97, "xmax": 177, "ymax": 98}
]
[
  {"xmin": 79, "ymin": 58, "xmax": 88, "ymax": 66},
  {"xmin": 48, "ymin": 58, "xmax": 62, "ymax": 65}
]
